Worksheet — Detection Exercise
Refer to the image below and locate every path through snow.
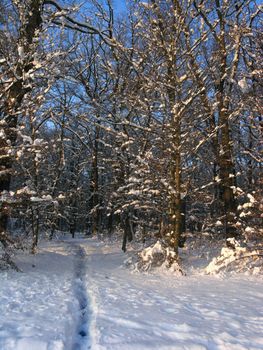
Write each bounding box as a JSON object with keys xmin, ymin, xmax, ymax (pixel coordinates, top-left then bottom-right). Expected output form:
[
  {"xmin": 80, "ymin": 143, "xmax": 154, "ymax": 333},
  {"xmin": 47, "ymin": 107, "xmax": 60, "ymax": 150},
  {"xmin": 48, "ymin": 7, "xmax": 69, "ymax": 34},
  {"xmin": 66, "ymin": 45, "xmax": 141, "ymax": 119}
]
[{"xmin": 71, "ymin": 244, "xmax": 91, "ymax": 350}]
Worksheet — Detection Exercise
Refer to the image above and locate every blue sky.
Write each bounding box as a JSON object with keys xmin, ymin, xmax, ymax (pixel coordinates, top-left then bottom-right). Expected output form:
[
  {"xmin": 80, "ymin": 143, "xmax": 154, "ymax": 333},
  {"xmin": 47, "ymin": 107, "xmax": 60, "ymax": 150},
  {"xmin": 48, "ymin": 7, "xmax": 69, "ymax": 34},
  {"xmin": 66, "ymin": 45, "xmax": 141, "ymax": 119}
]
[{"xmin": 113, "ymin": 0, "xmax": 127, "ymax": 14}]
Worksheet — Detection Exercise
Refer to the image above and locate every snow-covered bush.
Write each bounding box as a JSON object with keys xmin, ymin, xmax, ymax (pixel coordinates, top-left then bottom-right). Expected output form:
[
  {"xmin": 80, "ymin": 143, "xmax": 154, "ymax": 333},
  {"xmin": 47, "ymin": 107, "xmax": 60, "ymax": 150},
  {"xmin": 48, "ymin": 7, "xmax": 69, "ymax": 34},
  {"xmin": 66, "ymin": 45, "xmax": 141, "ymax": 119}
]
[
  {"xmin": 206, "ymin": 238, "xmax": 263, "ymax": 275},
  {"xmin": 132, "ymin": 241, "xmax": 185, "ymax": 275}
]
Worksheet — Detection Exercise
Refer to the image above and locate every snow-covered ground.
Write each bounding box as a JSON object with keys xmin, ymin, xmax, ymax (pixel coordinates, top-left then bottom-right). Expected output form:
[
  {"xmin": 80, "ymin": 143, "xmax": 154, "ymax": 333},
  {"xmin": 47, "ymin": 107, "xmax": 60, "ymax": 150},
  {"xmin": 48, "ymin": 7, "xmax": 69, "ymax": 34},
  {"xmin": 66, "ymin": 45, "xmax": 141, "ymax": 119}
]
[
  {"xmin": 0, "ymin": 237, "xmax": 263, "ymax": 350},
  {"xmin": 0, "ymin": 241, "xmax": 78, "ymax": 350}
]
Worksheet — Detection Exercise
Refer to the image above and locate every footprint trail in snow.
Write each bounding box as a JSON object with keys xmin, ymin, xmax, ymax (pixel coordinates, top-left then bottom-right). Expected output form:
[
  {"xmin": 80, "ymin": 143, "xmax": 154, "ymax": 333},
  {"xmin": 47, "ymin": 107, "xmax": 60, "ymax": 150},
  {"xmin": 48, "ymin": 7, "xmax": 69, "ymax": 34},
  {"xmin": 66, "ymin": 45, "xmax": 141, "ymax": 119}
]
[{"xmin": 72, "ymin": 245, "xmax": 91, "ymax": 350}]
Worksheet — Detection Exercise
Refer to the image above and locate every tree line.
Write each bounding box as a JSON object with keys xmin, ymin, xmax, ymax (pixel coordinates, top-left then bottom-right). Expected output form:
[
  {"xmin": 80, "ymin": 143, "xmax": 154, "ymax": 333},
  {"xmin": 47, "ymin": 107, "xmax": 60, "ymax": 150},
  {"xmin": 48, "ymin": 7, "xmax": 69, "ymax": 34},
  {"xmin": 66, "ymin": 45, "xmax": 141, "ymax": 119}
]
[{"xmin": 0, "ymin": 0, "xmax": 262, "ymax": 258}]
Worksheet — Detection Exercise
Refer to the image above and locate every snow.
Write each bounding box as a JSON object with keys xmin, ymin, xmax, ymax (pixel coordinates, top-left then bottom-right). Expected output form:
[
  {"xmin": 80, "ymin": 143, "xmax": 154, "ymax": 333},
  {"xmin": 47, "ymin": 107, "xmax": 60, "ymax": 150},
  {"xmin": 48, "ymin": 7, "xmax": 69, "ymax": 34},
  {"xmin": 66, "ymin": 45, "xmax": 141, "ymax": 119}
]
[
  {"xmin": 238, "ymin": 78, "xmax": 249, "ymax": 92},
  {"xmin": 85, "ymin": 240, "xmax": 263, "ymax": 350},
  {"xmin": 242, "ymin": 202, "xmax": 253, "ymax": 209},
  {"xmin": 16, "ymin": 186, "xmax": 36, "ymax": 196},
  {"xmin": 140, "ymin": 240, "xmax": 163, "ymax": 262},
  {"xmin": 245, "ymin": 226, "xmax": 255, "ymax": 234},
  {"xmin": 0, "ymin": 241, "xmax": 82, "ymax": 350},
  {"xmin": 247, "ymin": 194, "xmax": 256, "ymax": 204},
  {"xmin": 33, "ymin": 138, "xmax": 45, "ymax": 146},
  {"xmin": 0, "ymin": 129, "xmax": 6, "ymax": 138},
  {"xmin": 1, "ymin": 237, "xmax": 263, "ymax": 350}
]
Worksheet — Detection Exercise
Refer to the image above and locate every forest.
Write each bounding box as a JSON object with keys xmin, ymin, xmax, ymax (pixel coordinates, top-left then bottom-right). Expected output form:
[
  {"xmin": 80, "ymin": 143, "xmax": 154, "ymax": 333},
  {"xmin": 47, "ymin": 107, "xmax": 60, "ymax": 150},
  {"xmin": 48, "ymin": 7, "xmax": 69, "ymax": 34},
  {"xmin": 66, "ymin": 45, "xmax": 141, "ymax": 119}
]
[{"xmin": 0, "ymin": 0, "xmax": 262, "ymax": 270}]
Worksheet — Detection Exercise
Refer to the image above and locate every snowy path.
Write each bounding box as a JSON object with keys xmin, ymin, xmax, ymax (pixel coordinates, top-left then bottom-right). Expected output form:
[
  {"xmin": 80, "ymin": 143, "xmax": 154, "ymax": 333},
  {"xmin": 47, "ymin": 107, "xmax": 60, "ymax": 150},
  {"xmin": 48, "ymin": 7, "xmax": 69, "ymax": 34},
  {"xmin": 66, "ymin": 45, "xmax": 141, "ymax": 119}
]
[
  {"xmin": 0, "ymin": 238, "xmax": 263, "ymax": 350},
  {"xmin": 70, "ymin": 244, "xmax": 91, "ymax": 350}
]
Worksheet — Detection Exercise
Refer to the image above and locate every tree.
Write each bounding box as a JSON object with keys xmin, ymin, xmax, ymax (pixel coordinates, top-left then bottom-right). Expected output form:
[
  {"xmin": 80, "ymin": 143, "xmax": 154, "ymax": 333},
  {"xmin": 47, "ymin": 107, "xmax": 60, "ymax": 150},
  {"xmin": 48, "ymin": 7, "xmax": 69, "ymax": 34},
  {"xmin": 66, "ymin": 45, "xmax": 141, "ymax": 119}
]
[{"xmin": 0, "ymin": 0, "xmax": 113, "ymax": 249}]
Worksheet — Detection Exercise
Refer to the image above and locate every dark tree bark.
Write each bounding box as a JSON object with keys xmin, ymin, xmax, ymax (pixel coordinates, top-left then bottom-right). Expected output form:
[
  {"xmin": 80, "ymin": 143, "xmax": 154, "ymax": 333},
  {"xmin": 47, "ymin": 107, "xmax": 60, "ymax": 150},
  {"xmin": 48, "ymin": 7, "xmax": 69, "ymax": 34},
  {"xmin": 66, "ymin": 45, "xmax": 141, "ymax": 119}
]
[
  {"xmin": 89, "ymin": 125, "xmax": 100, "ymax": 235},
  {"xmin": 122, "ymin": 213, "xmax": 133, "ymax": 252}
]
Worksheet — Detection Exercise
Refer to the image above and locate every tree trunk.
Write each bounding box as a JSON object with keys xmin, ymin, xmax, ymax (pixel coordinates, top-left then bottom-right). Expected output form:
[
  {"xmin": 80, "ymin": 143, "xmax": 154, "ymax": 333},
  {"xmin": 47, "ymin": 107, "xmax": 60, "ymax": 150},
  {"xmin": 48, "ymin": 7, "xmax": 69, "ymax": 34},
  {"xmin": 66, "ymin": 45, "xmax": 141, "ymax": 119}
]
[
  {"xmin": 89, "ymin": 125, "xmax": 100, "ymax": 235},
  {"xmin": 170, "ymin": 110, "xmax": 182, "ymax": 255},
  {"xmin": 218, "ymin": 108, "xmax": 237, "ymax": 237},
  {"xmin": 122, "ymin": 213, "xmax": 133, "ymax": 252},
  {"xmin": 31, "ymin": 207, "xmax": 39, "ymax": 254}
]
